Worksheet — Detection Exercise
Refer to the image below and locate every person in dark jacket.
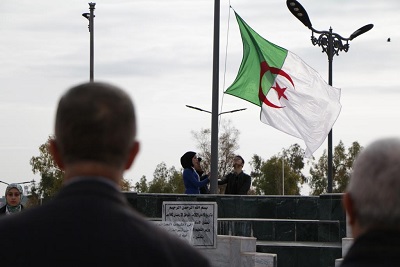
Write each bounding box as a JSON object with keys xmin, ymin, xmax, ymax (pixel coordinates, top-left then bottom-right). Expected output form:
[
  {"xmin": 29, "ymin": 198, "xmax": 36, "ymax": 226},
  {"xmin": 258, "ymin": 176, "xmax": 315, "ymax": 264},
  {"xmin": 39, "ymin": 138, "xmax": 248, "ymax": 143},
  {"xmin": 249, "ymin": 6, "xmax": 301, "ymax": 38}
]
[
  {"xmin": 341, "ymin": 138, "xmax": 400, "ymax": 267},
  {"xmin": 0, "ymin": 82, "xmax": 210, "ymax": 267},
  {"xmin": 181, "ymin": 151, "xmax": 210, "ymax": 194},
  {"xmin": 218, "ymin": 155, "xmax": 251, "ymax": 195}
]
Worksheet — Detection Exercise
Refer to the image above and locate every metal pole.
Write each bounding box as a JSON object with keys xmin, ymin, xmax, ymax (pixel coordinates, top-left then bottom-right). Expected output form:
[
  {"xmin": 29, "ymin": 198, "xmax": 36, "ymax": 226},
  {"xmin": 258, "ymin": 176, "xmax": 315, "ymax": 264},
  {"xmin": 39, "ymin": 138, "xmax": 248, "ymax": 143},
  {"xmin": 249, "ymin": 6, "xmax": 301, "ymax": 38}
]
[
  {"xmin": 282, "ymin": 157, "xmax": 285, "ymax": 195},
  {"xmin": 89, "ymin": 3, "xmax": 95, "ymax": 82},
  {"xmin": 210, "ymin": 0, "xmax": 220, "ymax": 194},
  {"xmin": 327, "ymin": 28, "xmax": 333, "ymax": 193}
]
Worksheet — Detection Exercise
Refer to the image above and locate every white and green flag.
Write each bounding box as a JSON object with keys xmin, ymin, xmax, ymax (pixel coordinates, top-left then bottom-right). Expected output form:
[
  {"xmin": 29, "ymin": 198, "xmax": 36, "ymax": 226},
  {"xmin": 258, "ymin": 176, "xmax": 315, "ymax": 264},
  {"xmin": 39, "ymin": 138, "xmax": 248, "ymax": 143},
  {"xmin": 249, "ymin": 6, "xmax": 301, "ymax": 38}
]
[{"xmin": 225, "ymin": 12, "xmax": 341, "ymax": 157}]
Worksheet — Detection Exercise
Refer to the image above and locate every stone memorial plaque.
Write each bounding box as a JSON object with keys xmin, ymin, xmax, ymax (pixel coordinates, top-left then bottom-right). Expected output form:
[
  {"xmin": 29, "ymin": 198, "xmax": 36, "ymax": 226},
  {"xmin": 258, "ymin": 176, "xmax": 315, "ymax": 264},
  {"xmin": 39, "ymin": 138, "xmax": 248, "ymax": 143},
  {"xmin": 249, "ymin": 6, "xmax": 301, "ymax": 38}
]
[
  {"xmin": 153, "ymin": 221, "xmax": 194, "ymax": 244},
  {"xmin": 162, "ymin": 201, "xmax": 217, "ymax": 248}
]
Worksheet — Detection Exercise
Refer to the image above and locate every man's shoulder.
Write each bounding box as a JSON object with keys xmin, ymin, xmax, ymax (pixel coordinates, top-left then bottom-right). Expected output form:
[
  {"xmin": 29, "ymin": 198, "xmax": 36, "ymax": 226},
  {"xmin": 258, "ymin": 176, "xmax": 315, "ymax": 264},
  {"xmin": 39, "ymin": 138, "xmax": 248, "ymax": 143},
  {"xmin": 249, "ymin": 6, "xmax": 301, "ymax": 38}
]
[
  {"xmin": 240, "ymin": 172, "xmax": 251, "ymax": 178},
  {"xmin": 226, "ymin": 172, "xmax": 235, "ymax": 178},
  {"xmin": 104, "ymin": 213, "xmax": 210, "ymax": 266}
]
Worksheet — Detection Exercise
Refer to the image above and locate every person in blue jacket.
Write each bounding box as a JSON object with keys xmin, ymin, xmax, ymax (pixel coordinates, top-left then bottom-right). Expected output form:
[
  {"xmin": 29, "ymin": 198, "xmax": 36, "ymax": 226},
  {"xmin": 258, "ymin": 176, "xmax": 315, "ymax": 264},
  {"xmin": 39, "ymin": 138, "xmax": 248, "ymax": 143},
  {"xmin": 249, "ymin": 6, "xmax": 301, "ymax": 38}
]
[{"xmin": 180, "ymin": 151, "xmax": 210, "ymax": 194}]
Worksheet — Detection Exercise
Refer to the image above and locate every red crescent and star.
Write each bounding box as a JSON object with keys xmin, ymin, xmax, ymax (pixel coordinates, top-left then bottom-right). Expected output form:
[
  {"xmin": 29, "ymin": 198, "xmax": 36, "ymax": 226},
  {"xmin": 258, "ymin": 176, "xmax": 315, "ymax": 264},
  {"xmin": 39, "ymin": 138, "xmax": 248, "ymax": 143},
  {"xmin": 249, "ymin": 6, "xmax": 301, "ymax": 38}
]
[{"xmin": 258, "ymin": 61, "xmax": 294, "ymax": 109}]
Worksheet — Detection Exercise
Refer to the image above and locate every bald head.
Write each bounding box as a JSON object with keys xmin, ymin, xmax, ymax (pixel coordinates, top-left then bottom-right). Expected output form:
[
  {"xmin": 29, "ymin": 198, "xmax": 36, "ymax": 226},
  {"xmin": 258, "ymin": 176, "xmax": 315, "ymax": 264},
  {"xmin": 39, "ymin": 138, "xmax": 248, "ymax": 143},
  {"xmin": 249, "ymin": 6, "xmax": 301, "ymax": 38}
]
[
  {"xmin": 54, "ymin": 82, "xmax": 137, "ymax": 168},
  {"xmin": 347, "ymin": 138, "xmax": 400, "ymax": 230}
]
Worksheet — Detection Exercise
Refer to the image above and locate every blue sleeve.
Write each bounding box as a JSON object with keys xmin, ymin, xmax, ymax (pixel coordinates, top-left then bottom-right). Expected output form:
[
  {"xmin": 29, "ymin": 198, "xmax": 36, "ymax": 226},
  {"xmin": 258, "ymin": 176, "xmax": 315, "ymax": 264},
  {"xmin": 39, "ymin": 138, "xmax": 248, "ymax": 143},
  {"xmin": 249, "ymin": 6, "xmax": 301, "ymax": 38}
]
[{"xmin": 183, "ymin": 169, "xmax": 209, "ymax": 188}]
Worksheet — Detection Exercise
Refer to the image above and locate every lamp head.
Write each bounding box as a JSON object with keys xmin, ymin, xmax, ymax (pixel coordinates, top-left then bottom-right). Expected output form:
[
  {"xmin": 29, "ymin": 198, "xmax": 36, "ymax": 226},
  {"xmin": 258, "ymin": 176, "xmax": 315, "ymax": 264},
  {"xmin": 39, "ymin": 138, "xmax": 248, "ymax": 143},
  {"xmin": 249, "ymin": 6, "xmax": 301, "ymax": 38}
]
[
  {"xmin": 82, "ymin": 13, "xmax": 90, "ymax": 20},
  {"xmin": 349, "ymin": 24, "xmax": 374, "ymax": 40},
  {"xmin": 286, "ymin": 0, "xmax": 312, "ymax": 29}
]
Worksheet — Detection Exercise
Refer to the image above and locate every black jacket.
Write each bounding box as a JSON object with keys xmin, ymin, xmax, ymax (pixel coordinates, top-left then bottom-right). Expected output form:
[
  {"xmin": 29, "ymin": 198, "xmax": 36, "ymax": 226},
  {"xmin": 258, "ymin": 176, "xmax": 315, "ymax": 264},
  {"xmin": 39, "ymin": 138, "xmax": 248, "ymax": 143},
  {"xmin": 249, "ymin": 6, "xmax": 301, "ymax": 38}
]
[
  {"xmin": 196, "ymin": 169, "xmax": 210, "ymax": 194},
  {"xmin": 218, "ymin": 171, "xmax": 251, "ymax": 195},
  {"xmin": 341, "ymin": 229, "xmax": 400, "ymax": 267},
  {"xmin": 0, "ymin": 204, "xmax": 23, "ymax": 216},
  {"xmin": 0, "ymin": 205, "xmax": 6, "ymax": 215},
  {"xmin": 0, "ymin": 179, "xmax": 210, "ymax": 267}
]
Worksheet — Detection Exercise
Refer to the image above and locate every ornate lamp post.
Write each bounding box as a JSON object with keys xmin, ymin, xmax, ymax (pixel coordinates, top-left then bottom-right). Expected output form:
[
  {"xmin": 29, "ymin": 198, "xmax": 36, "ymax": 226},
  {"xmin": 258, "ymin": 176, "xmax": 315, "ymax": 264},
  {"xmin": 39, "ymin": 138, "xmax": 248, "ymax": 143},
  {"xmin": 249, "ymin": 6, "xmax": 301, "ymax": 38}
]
[
  {"xmin": 82, "ymin": 2, "xmax": 96, "ymax": 82},
  {"xmin": 286, "ymin": 0, "xmax": 373, "ymax": 193}
]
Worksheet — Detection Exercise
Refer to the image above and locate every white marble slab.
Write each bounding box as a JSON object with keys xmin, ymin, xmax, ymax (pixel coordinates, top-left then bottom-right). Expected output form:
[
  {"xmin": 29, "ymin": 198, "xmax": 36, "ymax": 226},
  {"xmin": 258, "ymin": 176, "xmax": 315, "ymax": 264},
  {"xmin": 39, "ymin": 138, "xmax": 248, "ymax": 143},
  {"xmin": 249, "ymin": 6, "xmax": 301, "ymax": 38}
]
[{"xmin": 162, "ymin": 201, "xmax": 217, "ymax": 248}]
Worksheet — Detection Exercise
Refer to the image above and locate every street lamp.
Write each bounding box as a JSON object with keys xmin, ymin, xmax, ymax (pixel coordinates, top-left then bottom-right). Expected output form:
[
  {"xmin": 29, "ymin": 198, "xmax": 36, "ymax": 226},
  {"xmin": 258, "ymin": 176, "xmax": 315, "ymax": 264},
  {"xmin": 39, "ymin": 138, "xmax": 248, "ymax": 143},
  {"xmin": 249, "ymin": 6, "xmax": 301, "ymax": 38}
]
[
  {"xmin": 186, "ymin": 104, "xmax": 246, "ymax": 193},
  {"xmin": 286, "ymin": 0, "xmax": 373, "ymax": 193},
  {"xmin": 186, "ymin": 105, "xmax": 246, "ymax": 116},
  {"xmin": 0, "ymin": 180, "xmax": 35, "ymax": 186},
  {"xmin": 82, "ymin": 2, "xmax": 96, "ymax": 82}
]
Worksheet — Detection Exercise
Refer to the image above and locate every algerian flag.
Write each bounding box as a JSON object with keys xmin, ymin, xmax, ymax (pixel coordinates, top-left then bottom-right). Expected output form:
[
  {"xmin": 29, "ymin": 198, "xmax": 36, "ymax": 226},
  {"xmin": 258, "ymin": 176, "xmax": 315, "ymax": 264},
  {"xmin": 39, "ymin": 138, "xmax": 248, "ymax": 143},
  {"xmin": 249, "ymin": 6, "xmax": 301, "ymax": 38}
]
[{"xmin": 225, "ymin": 12, "xmax": 341, "ymax": 157}]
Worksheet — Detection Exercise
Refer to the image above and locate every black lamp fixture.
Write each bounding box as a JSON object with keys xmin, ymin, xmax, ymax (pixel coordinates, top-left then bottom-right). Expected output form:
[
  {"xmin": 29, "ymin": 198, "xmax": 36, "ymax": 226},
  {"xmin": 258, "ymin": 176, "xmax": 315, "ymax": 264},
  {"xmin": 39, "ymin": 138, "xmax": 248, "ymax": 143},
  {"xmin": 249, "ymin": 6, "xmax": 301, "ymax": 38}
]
[
  {"xmin": 287, "ymin": 0, "xmax": 373, "ymax": 57},
  {"xmin": 286, "ymin": 0, "xmax": 373, "ymax": 193},
  {"xmin": 82, "ymin": 13, "xmax": 90, "ymax": 20}
]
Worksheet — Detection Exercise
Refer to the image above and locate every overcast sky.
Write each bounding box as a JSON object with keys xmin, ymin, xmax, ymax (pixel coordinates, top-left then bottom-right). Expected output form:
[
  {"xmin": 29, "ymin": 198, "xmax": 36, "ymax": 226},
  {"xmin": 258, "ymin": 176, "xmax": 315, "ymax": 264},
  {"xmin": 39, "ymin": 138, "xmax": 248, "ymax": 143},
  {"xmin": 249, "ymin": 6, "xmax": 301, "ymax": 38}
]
[{"xmin": 1, "ymin": 0, "xmax": 399, "ymax": 196}]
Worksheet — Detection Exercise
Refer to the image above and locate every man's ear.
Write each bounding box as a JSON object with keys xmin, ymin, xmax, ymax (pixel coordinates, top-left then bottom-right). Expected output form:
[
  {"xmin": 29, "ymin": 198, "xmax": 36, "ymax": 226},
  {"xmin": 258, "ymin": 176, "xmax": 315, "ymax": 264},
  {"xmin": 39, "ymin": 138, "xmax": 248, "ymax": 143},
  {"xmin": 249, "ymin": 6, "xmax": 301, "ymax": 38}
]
[
  {"xmin": 124, "ymin": 141, "xmax": 140, "ymax": 170},
  {"xmin": 343, "ymin": 192, "xmax": 363, "ymax": 238},
  {"xmin": 49, "ymin": 139, "xmax": 65, "ymax": 170},
  {"xmin": 343, "ymin": 192, "xmax": 355, "ymax": 226}
]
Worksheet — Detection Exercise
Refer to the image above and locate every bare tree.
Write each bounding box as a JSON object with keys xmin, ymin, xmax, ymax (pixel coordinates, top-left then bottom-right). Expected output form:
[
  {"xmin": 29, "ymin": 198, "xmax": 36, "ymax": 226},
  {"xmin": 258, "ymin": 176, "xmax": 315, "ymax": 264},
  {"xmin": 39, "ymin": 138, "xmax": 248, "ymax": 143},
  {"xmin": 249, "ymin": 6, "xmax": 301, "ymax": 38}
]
[{"xmin": 191, "ymin": 120, "xmax": 240, "ymax": 179}]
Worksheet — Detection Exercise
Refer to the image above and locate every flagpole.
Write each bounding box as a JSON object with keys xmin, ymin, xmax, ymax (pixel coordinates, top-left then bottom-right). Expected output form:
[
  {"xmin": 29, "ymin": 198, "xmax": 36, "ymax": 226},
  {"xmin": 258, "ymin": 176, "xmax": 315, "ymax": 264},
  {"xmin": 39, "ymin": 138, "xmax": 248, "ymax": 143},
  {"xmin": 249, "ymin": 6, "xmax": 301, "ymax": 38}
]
[
  {"xmin": 287, "ymin": 0, "xmax": 373, "ymax": 193},
  {"xmin": 210, "ymin": 0, "xmax": 220, "ymax": 194},
  {"xmin": 282, "ymin": 156, "xmax": 285, "ymax": 195}
]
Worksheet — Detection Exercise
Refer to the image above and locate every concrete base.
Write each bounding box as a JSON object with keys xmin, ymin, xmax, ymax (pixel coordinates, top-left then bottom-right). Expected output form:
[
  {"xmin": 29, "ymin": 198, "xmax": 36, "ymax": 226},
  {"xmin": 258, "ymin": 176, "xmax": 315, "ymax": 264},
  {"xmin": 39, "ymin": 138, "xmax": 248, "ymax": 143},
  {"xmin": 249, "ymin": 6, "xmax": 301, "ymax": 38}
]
[
  {"xmin": 201, "ymin": 235, "xmax": 276, "ymax": 267},
  {"xmin": 335, "ymin": 237, "xmax": 354, "ymax": 266},
  {"xmin": 342, "ymin": 237, "xmax": 353, "ymax": 257},
  {"xmin": 335, "ymin": 258, "xmax": 343, "ymax": 267}
]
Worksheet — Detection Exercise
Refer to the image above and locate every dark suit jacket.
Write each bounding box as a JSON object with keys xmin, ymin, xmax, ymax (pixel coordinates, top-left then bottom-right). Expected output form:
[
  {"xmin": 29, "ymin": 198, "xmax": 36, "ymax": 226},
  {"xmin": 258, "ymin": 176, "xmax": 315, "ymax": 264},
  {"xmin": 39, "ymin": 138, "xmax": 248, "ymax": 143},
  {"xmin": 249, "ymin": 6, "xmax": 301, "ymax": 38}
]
[
  {"xmin": 0, "ymin": 178, "xmax": 210, "ymax": 267},
  {"xmin": 0, "ymin": 205, "xmax": 6, "ymax": 214},
  {"xmin": 340, "ymin": 229, "xmax": 400, "ymax": 267}
]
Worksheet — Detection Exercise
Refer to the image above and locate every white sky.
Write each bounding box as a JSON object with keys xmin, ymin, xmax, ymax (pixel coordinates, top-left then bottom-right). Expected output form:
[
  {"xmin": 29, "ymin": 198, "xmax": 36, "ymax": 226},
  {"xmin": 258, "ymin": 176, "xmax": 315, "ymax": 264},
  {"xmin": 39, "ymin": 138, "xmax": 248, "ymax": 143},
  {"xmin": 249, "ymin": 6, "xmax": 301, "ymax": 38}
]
[{"xmin": 1, "ymin": 0, "xmax": 399, "ymax": 196}]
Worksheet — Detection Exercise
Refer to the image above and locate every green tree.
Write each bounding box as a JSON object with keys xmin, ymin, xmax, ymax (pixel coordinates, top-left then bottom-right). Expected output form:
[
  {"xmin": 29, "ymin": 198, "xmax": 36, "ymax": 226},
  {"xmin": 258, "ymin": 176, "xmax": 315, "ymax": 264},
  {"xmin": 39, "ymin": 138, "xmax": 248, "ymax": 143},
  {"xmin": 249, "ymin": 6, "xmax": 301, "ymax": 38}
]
[
  {"xmin": 120, "ymin": 178, "xmax": 133, "ymax": 191},
  {"xmin": 167, "ymin": 168, "xmax": 185, "ymax": 193},
  {"xmin": 282, "ymin": 144, "xmax": 306, "ymax": 182},
  {"xmin": 148, "ymin": 163, "xmax": 184, "ymax": 193},
  {"xmin": 24, "ymin": 182, "xmax": 41, "ymax": 208},
  {"xmin": 308, "ymin": 140, "xmax": 363, "ymax": 195},
  {"xmin": 249, "ymin": 154, "xmax": 263, "ymax": 193},
  {"xmin": 30, "ymin": 136, "xmax": 64, "ymax": 201},
  {"xmin": 191, "ymin": 120, "xmax": 239, "ymax": 179},
  {"xmin": 134, "ymin": 176, "xmax": 148, "ymax": 193},
  {"xmin": 308, "ymin": 152, "xmax": 327, "ymax": 196},
  {"xmin": 250, "ymin": 144, "xmax": 305, "ymax": 195}
]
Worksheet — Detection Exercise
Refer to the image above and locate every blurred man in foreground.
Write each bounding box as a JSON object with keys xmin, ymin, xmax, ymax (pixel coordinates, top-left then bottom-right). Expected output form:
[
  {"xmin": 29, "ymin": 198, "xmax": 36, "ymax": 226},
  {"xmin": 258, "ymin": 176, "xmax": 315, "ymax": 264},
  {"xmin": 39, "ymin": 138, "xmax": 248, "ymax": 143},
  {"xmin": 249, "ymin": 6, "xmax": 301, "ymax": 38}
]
[
  {"xmin": 341, "ymin": 138, "xmax": 400, "ymax": 267},
  {"xmin": 0, "ymin": 82, "xmax": 210, "ymax": 266}
]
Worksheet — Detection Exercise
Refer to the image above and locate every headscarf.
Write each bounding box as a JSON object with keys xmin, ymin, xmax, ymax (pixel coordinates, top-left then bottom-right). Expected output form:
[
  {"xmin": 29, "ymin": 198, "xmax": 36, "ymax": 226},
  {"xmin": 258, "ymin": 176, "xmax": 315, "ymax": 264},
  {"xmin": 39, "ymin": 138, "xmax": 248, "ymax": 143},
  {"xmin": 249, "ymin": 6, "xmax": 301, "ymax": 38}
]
[
  {"xmin": 5, "ymin": 183, "xmax": 23, "ymax": 214},
  {"xmin": 180, "ymin": 151, "xmax": 196, "ymax": 169}
]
